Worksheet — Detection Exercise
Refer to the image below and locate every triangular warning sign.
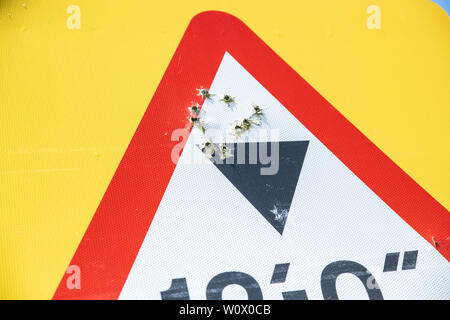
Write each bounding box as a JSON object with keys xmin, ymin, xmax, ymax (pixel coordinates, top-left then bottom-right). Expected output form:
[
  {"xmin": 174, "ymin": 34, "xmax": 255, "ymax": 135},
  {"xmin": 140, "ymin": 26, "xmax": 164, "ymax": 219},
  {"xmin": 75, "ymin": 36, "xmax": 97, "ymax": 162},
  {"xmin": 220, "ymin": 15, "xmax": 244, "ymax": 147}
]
[
  {"xmin": 203, "ymin": 141, "xmax": 309, "ymax": 234},
  {"xmin": 53, "ymin": 12, "xmax": 449, "ymax": 300}
]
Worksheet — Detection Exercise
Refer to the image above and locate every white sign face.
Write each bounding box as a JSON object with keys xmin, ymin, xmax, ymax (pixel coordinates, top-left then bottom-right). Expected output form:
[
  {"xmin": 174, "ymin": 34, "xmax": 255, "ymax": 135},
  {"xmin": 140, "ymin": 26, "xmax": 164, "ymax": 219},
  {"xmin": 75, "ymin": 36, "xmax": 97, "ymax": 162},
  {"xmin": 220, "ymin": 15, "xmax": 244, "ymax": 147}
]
[{"xmin": 119, "ymin": 52, "xmax": 449, "ymax": 300}]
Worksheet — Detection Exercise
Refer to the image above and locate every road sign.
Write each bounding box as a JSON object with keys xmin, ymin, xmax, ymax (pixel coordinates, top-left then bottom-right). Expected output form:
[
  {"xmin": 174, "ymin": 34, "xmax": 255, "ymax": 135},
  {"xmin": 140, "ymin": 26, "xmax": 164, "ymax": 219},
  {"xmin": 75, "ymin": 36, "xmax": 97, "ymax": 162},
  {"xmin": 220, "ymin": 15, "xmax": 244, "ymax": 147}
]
[{"xmin": 53, "ymin": 11, "xmax": 449, "ymax": 300}]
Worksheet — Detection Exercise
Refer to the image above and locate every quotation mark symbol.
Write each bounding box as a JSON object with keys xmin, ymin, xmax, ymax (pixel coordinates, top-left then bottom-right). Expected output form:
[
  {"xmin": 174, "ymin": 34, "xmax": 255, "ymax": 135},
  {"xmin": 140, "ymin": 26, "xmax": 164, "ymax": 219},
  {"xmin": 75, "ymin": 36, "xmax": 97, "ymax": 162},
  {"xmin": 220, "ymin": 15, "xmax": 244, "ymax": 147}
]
[{"xmin": 383, "ymin": 250, "xmax": 418, "ymax": 272}]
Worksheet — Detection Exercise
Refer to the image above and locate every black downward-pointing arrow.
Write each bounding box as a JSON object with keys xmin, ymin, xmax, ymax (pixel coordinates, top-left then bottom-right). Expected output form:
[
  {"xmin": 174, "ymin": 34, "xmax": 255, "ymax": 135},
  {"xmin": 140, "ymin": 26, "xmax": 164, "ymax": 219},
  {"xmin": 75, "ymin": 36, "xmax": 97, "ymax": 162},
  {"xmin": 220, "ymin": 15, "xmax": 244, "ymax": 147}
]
[{"xmin": 202, "ymin": 141, "xmax": 309, "ymax": 235}]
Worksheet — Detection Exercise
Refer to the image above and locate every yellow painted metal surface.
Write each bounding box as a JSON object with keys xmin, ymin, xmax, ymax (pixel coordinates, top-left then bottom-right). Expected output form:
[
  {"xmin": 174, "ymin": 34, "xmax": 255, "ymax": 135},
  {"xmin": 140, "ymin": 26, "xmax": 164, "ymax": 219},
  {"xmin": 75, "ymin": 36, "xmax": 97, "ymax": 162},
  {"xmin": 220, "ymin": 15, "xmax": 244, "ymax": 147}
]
[{"xmin": 0, "ymin": 0, "xmax": 448, "ymax": 299}]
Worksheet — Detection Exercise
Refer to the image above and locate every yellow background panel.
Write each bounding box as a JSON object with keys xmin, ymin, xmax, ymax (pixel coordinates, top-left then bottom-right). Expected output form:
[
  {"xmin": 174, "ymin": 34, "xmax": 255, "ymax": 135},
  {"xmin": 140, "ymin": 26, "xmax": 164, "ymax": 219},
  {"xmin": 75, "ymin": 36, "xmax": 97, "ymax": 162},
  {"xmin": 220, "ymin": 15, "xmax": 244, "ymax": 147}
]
[{"xmin": 0, "ymin": 0, "xmax": 448, "ymax": 299}]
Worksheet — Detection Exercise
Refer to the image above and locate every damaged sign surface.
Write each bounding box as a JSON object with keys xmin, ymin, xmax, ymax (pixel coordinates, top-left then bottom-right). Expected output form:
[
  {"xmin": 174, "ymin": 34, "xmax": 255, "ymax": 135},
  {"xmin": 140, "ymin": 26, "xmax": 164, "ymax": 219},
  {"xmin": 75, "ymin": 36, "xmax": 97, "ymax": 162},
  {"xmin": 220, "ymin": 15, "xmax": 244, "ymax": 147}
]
[
  {"xmin": 53, "ymin": 12, "xmax": 449, "ymax": 300},
  {"xmin": 203, "ymin": 141, "xmax": 309, "ymax": 234}
]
